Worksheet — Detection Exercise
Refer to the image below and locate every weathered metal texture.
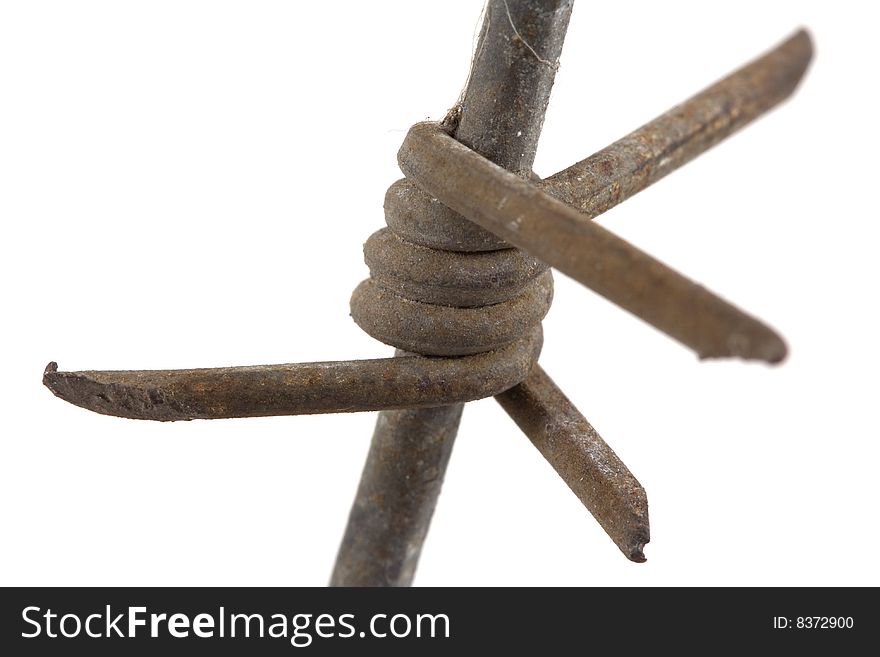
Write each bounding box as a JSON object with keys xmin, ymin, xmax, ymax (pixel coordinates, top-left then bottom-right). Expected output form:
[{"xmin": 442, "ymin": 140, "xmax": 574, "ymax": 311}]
[
  {"xmin": 40, "ymin": 0, "xmax": 814, "ymax": 587},
  {"xmin": 394, "ymin": 29, "xmax": 811, "ymax": 363},
  {"xmin": 42, "ymin": 329, "xmax": 541, "ymax": 421},
  {"xmin": 496, "ymin": 365, "xmax": 649, "ymax": 562},
  {"xmin": 383, "ymin": 0, "xmax": 574, "ymax": 252},
  {"xmin": 399, "ymin": 121, "xmax": 788, "ymax": 362},
  {"xmin": 455, "ymin": 0, "xmax": 573, "ymax": 176},
  {"xmin": 351, "ymin": 272, "xmax": 553, "ymax": 356},
  {"xmin": 363, "ymin": 227, "xmax": 548, "ymax": 307},
  {"xmin": 331, "ymin": 0, "xmax": 573, "ymax": 586},
  {"xmin": 351, "ymin": 0, "xmax": 574, "ymax": 357},
  {"xmin": 384, "ymin": 178, "xmax": 509, "ymax": 252},
  {"xmin": 329, "ymin": 404, "xmax": 464, "ymax": 587},
  {"xmin": 543, "ymin": 30, "xmax": 813, "ymax": 218}
]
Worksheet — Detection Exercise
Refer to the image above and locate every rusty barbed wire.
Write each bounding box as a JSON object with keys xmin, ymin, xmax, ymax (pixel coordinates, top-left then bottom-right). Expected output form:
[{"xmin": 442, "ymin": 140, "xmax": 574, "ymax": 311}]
[
  {"xmin": 43, "ymin": 0, "xmax": 812, "ymax": 586},
  {"xmin": 333, "ymin": 0, "xmax": 573, "ymax": 586},
  {"xmin": 42, "ymin": 331, "xmax": 542, "ymax": 420}
]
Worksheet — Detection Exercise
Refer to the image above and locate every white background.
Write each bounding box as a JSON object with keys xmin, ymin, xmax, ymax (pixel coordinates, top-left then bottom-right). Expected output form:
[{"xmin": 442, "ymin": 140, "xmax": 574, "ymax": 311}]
[{"xmin": 2, "ymin": 1, "xmax": 877, "ymax": 586}]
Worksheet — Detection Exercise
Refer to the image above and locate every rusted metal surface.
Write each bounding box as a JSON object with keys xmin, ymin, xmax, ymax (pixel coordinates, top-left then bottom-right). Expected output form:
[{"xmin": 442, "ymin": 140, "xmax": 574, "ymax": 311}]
[
  {"xmin": 42, "ymin": 0, "xmax": 812, "ymax": 586},
  {"xmin": 363, "ymin": 227, "xmax": 547, "ymax": 307},
  {"xmin": 384, "ymin": 178, "xmax": 509, "ymax": 252},
  {"xmin": 496, "ymin": 365, "xmax": 649, "ymax": 562},
  {"xmin": 454, "ymin": 0, "xmax": 573, "ymax": 176},
  {"xmin": 399, "ymin": 121, "xmax": 788, "ymax": 362},
  {"xmin": 42, "ymin": 329, "xmax": 541, "ymax": 421},
  {"xmin": 351, "ymin": 272, "xmax": 553, "ymax": 356},
  {"xmin": 330, "ymin": 403, "xmax": 464, "ymax": 587},
  {"xmin": 383, "ymin": 0, "xmax": 573, "ymax": 252},
  {"xmin": 543, "ymin": 30, "xmax": 813, "ymax": 218},
  {"xmin": 332, "ymin": 0, "xmax": 573, "ymax": 586}
]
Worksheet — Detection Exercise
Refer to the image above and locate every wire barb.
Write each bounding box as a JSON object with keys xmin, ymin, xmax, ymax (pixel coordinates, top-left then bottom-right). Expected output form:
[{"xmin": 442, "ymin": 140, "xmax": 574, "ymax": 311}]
[
  {"xmin": 43, "ymin": 330, "xmax": 542, "ymax": 421},
  {"xmin": 496, "ymin": 364, "xmax": 650, "ymax": 562},
  {"xmin": 399, "ymin": 121, "xmax": 789, "ymax": 362},
  {"xmin": 543, "ymin": 30, "xmax": 813, "ymax": 219}
]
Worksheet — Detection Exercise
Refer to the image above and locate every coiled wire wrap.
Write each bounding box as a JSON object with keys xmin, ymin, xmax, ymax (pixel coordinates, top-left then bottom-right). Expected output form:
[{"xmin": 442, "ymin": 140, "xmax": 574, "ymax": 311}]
[{"xmin": 351, "ymin": 125, "xmax": 553, "ymax": 360}]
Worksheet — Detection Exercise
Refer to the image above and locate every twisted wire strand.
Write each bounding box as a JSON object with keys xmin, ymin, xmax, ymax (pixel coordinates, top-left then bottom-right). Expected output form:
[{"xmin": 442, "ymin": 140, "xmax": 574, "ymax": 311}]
[{"xmin": 351, "ymin": 126, "xmax": 554, "ymax": 358}]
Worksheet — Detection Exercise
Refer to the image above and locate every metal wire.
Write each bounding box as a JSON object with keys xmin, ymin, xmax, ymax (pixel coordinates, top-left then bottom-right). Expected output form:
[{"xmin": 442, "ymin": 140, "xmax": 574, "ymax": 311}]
[{"xmin": 42, "ymin": 1, "xmax": 812, "ymax": 586}]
